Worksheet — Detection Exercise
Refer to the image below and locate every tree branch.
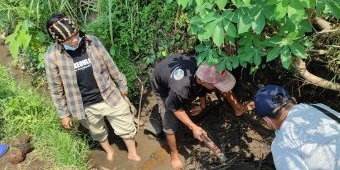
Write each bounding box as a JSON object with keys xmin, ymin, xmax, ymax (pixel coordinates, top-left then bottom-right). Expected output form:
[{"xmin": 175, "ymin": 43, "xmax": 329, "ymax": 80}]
[
  {"xmin": 292, "ymin": 57, "xmax": 340, "ymax": 92},
  {"xmin": 136, "ymin": 76, "xmax": 145, "ymax": 132},
  {"xmin": 314, "ymin": 16, "xmax": 332, "ymax": 31}
]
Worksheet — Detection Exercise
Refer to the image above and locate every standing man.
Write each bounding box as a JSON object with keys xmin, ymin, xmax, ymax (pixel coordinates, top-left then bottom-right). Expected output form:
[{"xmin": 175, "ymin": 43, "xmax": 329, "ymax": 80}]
[
  {"xmin": 150, "ymin": 53, "xmax": 254, "ymax": 169},
  {"xmin": 44, "ymin": 14, "xmax": 140, "ymax": 162},
  {"xmin": 254, "ymin": 85, "xmax": 339, "ymax": 170}
]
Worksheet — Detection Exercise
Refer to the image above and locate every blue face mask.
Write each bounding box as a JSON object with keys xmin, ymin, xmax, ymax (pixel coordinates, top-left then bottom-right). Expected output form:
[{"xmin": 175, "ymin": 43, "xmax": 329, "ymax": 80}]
[{"xmin": 63, "ymin": 37, "xmax": 83, "ymax": 51}]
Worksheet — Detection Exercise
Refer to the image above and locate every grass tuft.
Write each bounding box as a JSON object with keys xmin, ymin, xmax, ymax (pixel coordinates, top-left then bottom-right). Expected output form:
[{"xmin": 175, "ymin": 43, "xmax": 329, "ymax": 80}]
[{"xmin": 0, "ymin": 66, "xmax": 89, "ymax": 169}]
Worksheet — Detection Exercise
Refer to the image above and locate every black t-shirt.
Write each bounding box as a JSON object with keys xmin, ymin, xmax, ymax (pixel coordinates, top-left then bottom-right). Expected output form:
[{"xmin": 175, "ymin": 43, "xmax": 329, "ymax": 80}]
[
  {"xmin": 66, "ymin": 38, "xmax": 103, "ymax": 106},
  {"xmin": 151, "ymin": 53, "xmax": 207, "ymax": 112}
]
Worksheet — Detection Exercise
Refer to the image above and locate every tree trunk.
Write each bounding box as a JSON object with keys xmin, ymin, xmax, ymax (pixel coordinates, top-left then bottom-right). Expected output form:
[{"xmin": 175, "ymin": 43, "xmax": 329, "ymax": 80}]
[{"xmin": 292, "ymin": 57, "xmax": 340, "ymax": 92}]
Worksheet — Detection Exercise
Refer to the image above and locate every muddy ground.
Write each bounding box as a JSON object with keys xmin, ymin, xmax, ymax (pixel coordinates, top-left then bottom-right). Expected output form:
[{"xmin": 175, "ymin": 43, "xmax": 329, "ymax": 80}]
[{"xmin": 0, "ymin": 44, "xmax": 339, "ymax": 170}]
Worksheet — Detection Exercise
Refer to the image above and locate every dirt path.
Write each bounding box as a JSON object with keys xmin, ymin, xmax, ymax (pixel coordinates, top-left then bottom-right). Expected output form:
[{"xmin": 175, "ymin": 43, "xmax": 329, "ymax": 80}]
[{"xmin": 0, "ymin": 45, "xmax": 275, "ymax": 170}]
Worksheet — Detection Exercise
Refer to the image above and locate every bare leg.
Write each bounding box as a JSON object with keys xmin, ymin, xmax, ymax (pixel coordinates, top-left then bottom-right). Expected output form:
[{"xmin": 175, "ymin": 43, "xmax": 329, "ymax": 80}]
[
  {"xmin": 224, "ymin": 91, "xmax": 255, "ymax": 116},
  {"xmin": 123, "ymin": 138, "xmax": 141, "ymax": 162},
  {"xmin": 166, "ymin": 133, "xmax": 183, "ymax": 170},
  {"xmin": 100, "ymin": 139, "xmax": 114, "ymax": 161}
]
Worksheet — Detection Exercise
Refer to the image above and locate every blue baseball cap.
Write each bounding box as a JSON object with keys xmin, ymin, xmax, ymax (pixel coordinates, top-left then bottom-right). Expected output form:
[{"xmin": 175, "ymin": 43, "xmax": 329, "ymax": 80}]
[{"xmin": 254, "ymin": 85, "xmax": 291, "ymax": 117}]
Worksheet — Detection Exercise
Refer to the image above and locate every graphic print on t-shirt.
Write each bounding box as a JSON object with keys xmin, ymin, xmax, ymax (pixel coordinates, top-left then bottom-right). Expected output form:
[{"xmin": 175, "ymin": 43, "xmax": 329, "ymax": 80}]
[
  {"xmin": 170, "ymin": 66, "xmax": 184, "ymax": 80},
  {"xmin": 69, "ymin": 50, "xmax": 103, "ymax": 106},
  {"xmin": 74, "ymin": 58, "xmax": 92, "ymax": 72}
]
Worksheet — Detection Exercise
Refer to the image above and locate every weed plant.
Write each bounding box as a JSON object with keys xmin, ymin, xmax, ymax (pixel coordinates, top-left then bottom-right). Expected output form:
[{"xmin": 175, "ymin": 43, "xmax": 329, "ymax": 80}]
[
  {"xmin": 0, "ymin": 66, "xmax": 89, "ymax": 169},
  {"xmin": 1, "ymin": 0, "xmax": 196, "ymax": 97}
]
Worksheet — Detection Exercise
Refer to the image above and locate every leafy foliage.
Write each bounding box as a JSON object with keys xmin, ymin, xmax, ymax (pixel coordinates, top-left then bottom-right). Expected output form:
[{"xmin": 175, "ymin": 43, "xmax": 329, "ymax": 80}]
[
  {"xmin": 84, "ymin": 0, "xmax": 193, "ymax": 96},
  {"xmin": 173, "ymin": 0, "xmax": 340, "ymax": 72},
  {"xmin": 0, "ymin": 66, "xmax": 89, "ymax": 169},
  {"xmin": 4, "ymin": 20, "xmax": 32, "ymax": 58},
  {"xmin": 1, "ymin": 0, "xmax": 192, "ymax": 96}
]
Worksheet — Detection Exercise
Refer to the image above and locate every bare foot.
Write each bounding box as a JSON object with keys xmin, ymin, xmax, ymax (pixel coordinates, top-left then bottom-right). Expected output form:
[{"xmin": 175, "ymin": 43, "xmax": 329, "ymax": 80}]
[
  {"xmin": 106, "ymin": 151, "xmax": 114, "ymax": 161},
  {"xmin": 128, "ymin": 153, "xmax": 141, "ymax": 162},
  {"xmin": 170, "ymin": 152, "xmax": 183, "ymax": 170}
]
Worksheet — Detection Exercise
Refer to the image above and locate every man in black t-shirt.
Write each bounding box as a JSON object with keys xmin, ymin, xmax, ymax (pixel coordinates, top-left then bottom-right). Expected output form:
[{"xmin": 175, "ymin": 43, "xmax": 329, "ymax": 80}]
[
  {"xmin": 150, "ymin": 53, "xmax": 208, "ymax": 170},
  {"xmin": 44, "ymin": 14, "xmax": 140, "ymax": 162},
  {"xmin": 151, "ymin": 53, "xmax": 255, "ymax": 170}
]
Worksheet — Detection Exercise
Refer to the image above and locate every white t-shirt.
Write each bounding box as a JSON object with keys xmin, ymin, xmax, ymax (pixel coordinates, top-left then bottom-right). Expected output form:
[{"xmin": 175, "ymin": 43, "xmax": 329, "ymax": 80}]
[{"xmin": 271, "ymin": 103, "xmax": 340, "ymax": 170}]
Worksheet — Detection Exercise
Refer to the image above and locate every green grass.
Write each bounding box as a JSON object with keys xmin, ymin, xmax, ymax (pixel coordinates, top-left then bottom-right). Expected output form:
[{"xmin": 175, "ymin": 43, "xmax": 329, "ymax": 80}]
[{"xmin": 0, "ymin": 66, "xmax": 89, "ymax": 169}]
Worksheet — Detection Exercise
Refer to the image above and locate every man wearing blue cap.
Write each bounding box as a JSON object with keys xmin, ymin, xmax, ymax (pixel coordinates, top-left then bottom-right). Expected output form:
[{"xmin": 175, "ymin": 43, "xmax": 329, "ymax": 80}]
[{"xmin": 254, "ymin": 85, "xmax": 340, "ymax": 170}]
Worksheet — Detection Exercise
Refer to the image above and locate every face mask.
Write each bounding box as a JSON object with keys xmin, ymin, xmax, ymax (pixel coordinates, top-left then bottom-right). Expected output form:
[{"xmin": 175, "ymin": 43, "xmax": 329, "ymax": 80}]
[{"xmin": 63, "ymin": 37, "xmax": 83, "ymax": 51}]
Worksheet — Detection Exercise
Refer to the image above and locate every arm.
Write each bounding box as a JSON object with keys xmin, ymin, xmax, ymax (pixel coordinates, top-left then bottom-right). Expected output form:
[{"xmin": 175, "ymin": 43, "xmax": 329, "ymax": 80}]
[
  {"xmin": 167, "ymin": 91, "xmax": 207, "ymax": 141},
  {"xmin": 93, "ymin": 36, "xmax": 128, "ymax": 94},
  {"xmin": 190, "ymin": 96, "xmax": 206, "ymax": 115},
  {"xmin": 173, "ymin": 108, "xmax": 207, "ymax": 141},
  {"xmin": 44, "ymin": 52, "xmax": 72, "ymax": 128}
]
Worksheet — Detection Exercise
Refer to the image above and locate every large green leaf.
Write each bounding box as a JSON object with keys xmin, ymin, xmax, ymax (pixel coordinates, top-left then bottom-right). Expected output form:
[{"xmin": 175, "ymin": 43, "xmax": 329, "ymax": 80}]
[
  {"xmin": 207, "ymin": 50, "xmax": 219, "ymax": 64},
  {"xmin": 4, "ymin": 33, "xmax": 16, "ymax": 44},
  {"xmin": 280, "ymin": 47, "xmax": 292, "ymax": 69},
  {"xmin": 231, "ymin": 0, "xmax": 243, "ymax": 7},
  {"xmin": 303, "ymin": 0, "xmax": 316, "ymax": 8},
  {"xmin": 201, "ymin": 11, "xmax": 219, "ymax": 23},
  {"xmin": 242, "ymin": 0, "xmax": 251, "ymax": 6},
  {"xmin": 290, "ymin": 42, "xmax": 307, "ymax": 59},
  {"xmin": 17, "ymin": 30, "xmax": 31, "ymax": 50},
  {"xmin": 253, "ymin": 48, "xmax": 265, "ymax": 66},
  {"xmin": 252, "ymin": 10, "xmax": 265, "ymax": 34},
  {"xmin": 266, "ymin": 46, "xmax": 282, "ymax": 62},
  {"xmin": 197, "ymin": 50, "xmax": 209, "ymax": 65},
  {"xmin": 195, "ymin": 0, "xmax": 204, "ymax": 6},
  {"xmin": 299, "ymin": 19, "xmax": 313, "ymax": 33},
  {"xmin": 177, "ymin": 0, "xmax": 192, "ymax": 9},
  {"xmin": 265, "ymin": 0, "xmax": 278, "ymax": 5},
  {"xmin": 223, "ymin": 19, "xmax": 237, "ymax": 38},
  {"xmin": 316, "ymin": 1, "xmax": 325, "ymax": 13},
  {"xmin": 197, "ymin": 31, "xmax": 206, "ymax": 41},
  {"xmin": 328, "ymin": 2, "xmax": 340, "ymax": 19},
  {"xmin": 230, "ymin": 55, "xmax": 240, "ymax": 69},
  {"xmin": 200, "ymin": 20, "xmax": 218, "ymax": 40},
  {"xmin": 212, "ymin": 23, "xmax": 225, "ymax": 47},
  {"xmin": 279, "ymin": 18, "xmax": 296, "ymax": 35},
  {"xmin": 282, "ymin": 0, "xmax": 290, "ymax": 7},
  {"xmin": 215, "ymin": 0, "xmax": 229, "ymax": 10},
  {"xmin": 274, "ymin": 2, "xmax": 288, "ymax": 20},
  {"xmin": 217, "ymin": 57, "xmax": 226, "ymax": 72},
  {"xmin": 237, "ymin": 10, "xmax": 252, "ymax": 34},
  {"xmin": 222, "ymin": 9, "xmax": 234, "ymax": 21},
  {"xmin": 9, "ymin": 42, "xmax": 20, "ymax": 58},
  {"xmin": 287, "ymin": 5, "xmax": 306, "ymax": 22},
  {"xmin": 196, "ymin": 2, "xmax": 214, "ymax": 15},
  {"xmin": 195, "ymin": 44, "xmax": 207, "ymax": 52},
  {"xmin": 238, "ymin": 33, "xmax": 252, "ymax": 47},
  {"xmin": 225, "ymin": 58, "xmax": 233, "ymax": 70},
  {"xmin": 191, "ymin": 16, "xmax": 204, "ymax": 25},
  {"xmin": 267, "ymin": 36, "xmax": 283, "ymax": 46},
  {"xmin": 239, "ymin": 48, "xmax": 254, "ymax": 62},
  {"xmin": 22, "ymin": 20, "xmax": 33, "ymax": 31}
]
